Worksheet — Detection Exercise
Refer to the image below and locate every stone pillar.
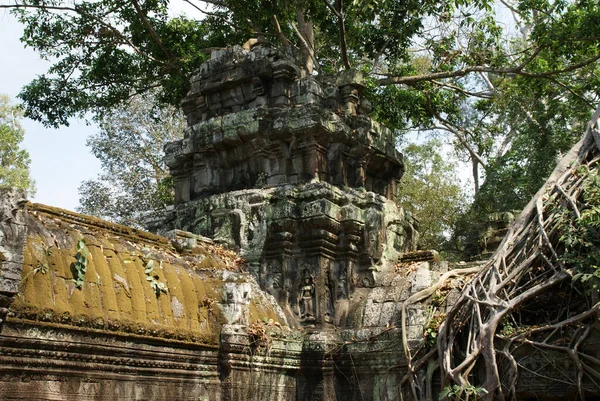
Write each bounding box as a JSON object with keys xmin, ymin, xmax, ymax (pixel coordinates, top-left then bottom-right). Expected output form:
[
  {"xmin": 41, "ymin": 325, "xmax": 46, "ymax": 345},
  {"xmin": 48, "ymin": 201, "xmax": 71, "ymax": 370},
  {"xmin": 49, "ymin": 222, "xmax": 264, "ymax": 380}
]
[
  {"xmin": 263, "ymin": 223, "xmax": 295, "ymax": 321},
  {"xmin": 299, "ymin": 331, "xmax": 338, "ymax": 401},
  {"xmin": 272, "ymin": 59, "xmax": 300, "ymax": 107},
  {"xmin": 0, "ymin": 188, "xmax": 28, "ymax": 328}
]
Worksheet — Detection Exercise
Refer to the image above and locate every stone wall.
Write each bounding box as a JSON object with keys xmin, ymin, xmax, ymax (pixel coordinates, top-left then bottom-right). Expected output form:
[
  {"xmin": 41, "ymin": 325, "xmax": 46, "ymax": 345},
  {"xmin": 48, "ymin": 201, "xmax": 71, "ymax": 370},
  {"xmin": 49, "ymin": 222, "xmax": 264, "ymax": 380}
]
[{"xmin": 0, "ymin": 203, "xmax": 302, "ymax": 400}]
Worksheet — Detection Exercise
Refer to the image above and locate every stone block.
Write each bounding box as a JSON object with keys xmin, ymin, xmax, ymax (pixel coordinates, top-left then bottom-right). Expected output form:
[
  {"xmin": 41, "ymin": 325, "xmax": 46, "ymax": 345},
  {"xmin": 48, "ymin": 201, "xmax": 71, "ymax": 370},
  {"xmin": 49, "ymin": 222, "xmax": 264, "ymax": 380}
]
[
  {"xmin": 361, "ymin": 299, "xmax": 381, "ymax": 327},
  {"xmin": 248, "ymin": 96, "xmax": 267, "ymax": 109},
  {"xmin": 267, "ymin": 174, "xmax": 287, "ymax": 186},
  {"xmin": 410, "ymin": 265, "xmax": 431, "ymax": 294}
]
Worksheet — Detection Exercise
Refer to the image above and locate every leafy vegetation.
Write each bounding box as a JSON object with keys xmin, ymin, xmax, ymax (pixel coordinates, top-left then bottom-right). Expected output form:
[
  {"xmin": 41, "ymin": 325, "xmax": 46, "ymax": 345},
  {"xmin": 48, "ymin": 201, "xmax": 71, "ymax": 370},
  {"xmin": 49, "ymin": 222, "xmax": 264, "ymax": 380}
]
[
  {"xmin": 554, "ymin": 165, "xmax": 600, "ymax": 291},
  {"xmin": 77, "ymin": 93, "xmax": 184, "ymax": 226},
  {"xmin": 0, "ymin": 95, "xmax": 35, "ymax": 194},
  {"xmin": 144, "ymin": 259, "xmax": 168, "ymax": 296},
  {"xmin": 439, "ymin": 384, "xmax": 488, "ymax": 401},
  {"xmin": 72, "ymin": 239, "xmax": 89, "ymax": 289},
  {"xmin": 398, "ymin": 139, "xmax": 465, "ymax": 252}
]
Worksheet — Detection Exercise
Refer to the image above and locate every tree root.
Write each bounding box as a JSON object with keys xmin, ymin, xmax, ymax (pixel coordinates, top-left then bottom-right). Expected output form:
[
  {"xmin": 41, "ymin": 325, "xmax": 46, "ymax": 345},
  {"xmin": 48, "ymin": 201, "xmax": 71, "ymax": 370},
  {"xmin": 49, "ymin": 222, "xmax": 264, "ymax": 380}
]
[{"xmin": 402, "ymin": 109, "xmax": 600, "ymax": 400}]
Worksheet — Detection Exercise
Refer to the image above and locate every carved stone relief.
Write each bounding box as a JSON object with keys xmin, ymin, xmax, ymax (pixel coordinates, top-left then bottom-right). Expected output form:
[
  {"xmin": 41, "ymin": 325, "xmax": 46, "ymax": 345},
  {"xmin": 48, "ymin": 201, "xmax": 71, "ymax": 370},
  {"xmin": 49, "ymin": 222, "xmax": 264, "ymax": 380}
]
[
  {"xmin": 298, "ymin": 269, "xmax": 316, "ymax": 323},
  {"xmin": 0, "ymin": 188, "xmax": 27, "ymax": 327}
]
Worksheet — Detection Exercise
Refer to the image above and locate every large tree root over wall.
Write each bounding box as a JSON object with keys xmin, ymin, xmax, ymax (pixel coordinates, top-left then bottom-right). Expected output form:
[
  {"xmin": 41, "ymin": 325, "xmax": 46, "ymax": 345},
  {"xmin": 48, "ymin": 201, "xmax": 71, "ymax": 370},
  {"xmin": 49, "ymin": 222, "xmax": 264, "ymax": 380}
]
[{"xmin": 402, "ymin": 109, "xmax": 600, "ymax": 401}]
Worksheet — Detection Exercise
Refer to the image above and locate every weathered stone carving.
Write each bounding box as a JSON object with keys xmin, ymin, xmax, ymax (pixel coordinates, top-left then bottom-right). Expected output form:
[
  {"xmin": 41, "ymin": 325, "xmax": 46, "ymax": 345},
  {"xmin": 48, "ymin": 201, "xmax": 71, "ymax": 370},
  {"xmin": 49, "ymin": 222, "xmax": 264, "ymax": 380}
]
[
  {"xmin": 298, "ymin": 270, "xmax": 316, "ymax": 322},
  {"xmin": 0, "ymin": 188, "xmax": 27, "ymax": 327},
  {"xmin": 156, "ymin": 45, "xmax": 419, "ymax": 332},
  {"xmin": 166, "ymin": 46, "xmax": 403, "ymax": 201},
  {"xmin": 221, "ymin": 282, "xmax": 251, "ymax": 325}
]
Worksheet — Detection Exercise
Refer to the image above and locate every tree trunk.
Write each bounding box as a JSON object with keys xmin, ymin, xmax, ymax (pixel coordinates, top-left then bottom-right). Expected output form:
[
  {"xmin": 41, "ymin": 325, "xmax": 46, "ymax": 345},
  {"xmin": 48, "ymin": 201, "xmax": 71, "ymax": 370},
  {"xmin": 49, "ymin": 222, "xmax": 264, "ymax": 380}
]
[
  {"xmin": 472, "ymin": 158, "xmax": 480, "ymax": 193},
  {"xmin": 296, "ymin": 10, "xmax": 314, "ymax": 74}
]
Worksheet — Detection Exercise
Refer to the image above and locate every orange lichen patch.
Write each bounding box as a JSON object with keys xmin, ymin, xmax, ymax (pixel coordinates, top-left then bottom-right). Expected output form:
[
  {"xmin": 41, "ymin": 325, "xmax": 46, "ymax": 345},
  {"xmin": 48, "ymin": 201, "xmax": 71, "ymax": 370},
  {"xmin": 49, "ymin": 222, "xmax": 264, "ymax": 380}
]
[
  {"xmin": 88, "ymin": 245, "xmax": 120, "ymax": 320},
  {"xmin": 249, "ymin": 297, "xmax": 284, "ymax": 325},
  {"xmin": 172, "ymin": 265, "xmax": 200, "ymax": 332},
  {"xmin": 9, "ymin": 203, "xmax": 286, "ymax": 345}
]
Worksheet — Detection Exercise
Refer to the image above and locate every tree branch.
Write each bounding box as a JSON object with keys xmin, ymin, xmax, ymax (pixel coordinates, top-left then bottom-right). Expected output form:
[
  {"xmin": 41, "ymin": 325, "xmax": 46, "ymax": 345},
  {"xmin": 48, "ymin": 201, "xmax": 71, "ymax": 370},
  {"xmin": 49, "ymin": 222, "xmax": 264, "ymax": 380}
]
[
  {"xmin": 271, "ymin": 14, "xmax": 291, "ymax": 46},
  {"xmin": 376, "ymin": 49, "xmax": 600, "ymax": 86},
  {"xmin": 431, "ymin": 80, "xmax": 493, "ymax": 99},
  {"xmin": 321, "ymin": 0, "xmax": 350, "ymax": 69},
  {"xmin": 129, "ymin": 0, "xmax": 176, "ymax": 67},
  {"xmin": 291, "ymin": 19, "xmax": 319, "ymax": 73},
  {"xmin": 1, "ymin": 3, "xmax": 162, "ymax": 64}
]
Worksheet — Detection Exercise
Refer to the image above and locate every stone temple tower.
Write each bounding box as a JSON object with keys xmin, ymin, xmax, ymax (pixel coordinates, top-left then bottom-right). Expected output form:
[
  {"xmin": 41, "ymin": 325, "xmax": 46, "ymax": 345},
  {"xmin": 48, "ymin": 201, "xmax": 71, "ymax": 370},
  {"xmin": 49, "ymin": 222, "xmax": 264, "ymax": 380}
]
[{"xmin": 160, "ymin": 45, "xmax": 418, "ymax": 328}]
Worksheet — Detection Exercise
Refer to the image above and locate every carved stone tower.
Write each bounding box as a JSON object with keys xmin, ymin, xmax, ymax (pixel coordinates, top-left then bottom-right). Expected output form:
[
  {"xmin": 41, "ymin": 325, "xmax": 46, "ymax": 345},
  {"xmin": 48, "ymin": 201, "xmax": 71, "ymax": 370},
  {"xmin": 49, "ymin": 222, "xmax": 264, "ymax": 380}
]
[{"xmin": 161, "ymin": 45, "xmax": 418, "ymax": 328}]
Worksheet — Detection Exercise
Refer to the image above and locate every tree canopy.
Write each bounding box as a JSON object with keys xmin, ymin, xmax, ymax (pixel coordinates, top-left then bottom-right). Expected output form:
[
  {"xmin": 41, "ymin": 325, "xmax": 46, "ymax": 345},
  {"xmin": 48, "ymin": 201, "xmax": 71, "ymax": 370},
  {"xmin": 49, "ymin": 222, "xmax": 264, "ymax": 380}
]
[
  {"xmin": 6, "ymin": 0, "xmax": 600, "ymax": 127},
  {"xmin": 398, "ymin": 139, "xmax": 466, "ymax": 252},
  {"xmin": 4, "ymin": 0, "xmax": 600, "ymax": 247},
  {"xmin": 77, "ymin": 93, "xmax": 184, "ymax": 226},
  {"xmin": 0, "ymin": 95, "xmax": 35, "ymax": 194}
]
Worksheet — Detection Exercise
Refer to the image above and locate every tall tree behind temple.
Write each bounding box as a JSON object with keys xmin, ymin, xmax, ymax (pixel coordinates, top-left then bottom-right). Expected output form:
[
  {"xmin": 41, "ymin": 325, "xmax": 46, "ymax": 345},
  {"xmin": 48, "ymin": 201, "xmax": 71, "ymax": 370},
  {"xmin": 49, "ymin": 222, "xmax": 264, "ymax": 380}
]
[
  {"xmin": 0, "ymin": 95, "xmax": 35, "ymax": 194},
  {"xmin": 398, "ymin": 139, "xmax": 466, "ymax": 252},
  {"xmin": 9, "ymin": 0, "xmax": 600, "ymax": 129},
  {"xmin": 77, "ymin": 94, "xmax": 184, "ymax": 227}
]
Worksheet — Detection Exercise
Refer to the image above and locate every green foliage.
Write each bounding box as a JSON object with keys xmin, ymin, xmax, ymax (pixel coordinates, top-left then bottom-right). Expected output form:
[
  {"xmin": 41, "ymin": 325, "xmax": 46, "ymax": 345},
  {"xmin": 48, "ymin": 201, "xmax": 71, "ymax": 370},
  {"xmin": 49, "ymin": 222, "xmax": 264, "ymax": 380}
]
[
  {"xmin": 439, "ymin": 384, "xmax": 488, "ymax": 400},
  {"xmin": 455, "ymin": 0, "xmax": 600, "ymax": 221},
  {"xmin": 499, "ymin": 316, "xmax": 516, "ymax": 338},
  {"xmin": 144, "ymin": 259, "xmax": 168, "ymax": 297},
  {"xmin": 12, "ymin": 1, "xmax": 231, "ymax": 127},
  {"xmin": 451, "ymin": 46, "xmax": 597, "ymax": 258},
  {"xmin": 0, "ymin": 95, "xmax": 35, "ymax": 194},
  {"xmin": 398, "ymin": 139, "xmax": 466, "ymax": 250},
  {"xmin": 9, "ymin": 0, "xmax": 511, "ymax": 129},
  {"xmin": 470, "ymin": 74, "xmax": 593, "ymax": 218},
  {"xmin": 34, "ymin": 264, "xmax": 48, "ymax": 275},
  {"xmin": 423, "ymin": 309, "xmax": 446, "ymax": 348},
  {"xmin": 72, "ymin": 239, "xmax": 89, "ymax": 289},
  {"xmin": 553, "ymin": 166, "xmax": 600, "ymax": 291},
  {"xmin": 77, "ymin": 93, "xmax": 184, "ymax": 227}
]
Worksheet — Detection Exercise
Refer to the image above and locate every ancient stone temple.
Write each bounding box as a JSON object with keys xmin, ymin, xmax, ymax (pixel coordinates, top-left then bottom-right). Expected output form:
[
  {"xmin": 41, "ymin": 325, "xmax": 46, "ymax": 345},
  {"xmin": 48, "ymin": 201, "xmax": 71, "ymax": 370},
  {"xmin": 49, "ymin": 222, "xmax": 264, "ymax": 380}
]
[
  {"xmin": 0, "ymin": 45, "xmax": 586, "ymax": 401},
  {"xmin": 159, "ymin": 45, "xmax": 419, "ymax": 329}
]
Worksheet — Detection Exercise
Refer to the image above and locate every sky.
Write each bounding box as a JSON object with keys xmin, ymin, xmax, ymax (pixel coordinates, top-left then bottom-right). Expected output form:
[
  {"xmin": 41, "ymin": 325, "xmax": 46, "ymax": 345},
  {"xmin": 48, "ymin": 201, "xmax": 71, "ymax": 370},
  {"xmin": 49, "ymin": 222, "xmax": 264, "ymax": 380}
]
[{"xmin": 0, "ymin": 4, "xmax": 198, "ymax": 212}]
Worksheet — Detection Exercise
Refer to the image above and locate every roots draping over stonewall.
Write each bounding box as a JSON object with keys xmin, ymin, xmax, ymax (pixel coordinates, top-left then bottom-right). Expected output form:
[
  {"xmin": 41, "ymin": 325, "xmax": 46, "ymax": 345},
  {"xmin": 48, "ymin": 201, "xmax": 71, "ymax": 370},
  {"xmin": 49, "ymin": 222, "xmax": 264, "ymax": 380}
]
[{"xmin": 402, "ymin": 108, "xmax": 600, "ymax": 401}]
